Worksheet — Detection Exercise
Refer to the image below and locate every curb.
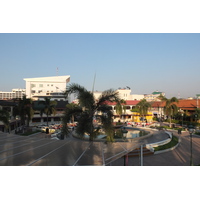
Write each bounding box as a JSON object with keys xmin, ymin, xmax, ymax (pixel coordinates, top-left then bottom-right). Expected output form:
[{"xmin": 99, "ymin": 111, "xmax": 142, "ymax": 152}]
[{"xmin": 154, "ymin": 136, "xmax": 181, "ymax": 154}]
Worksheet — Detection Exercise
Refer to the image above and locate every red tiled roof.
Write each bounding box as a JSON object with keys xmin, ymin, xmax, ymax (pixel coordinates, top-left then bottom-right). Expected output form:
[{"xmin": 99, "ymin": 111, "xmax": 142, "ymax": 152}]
[
  {"xmin": 175, "ymin": 99, "xmax": 200, "ymax": 110},
  {"xmin": 106, "ymin": 100, "xmax": 140, "ymax": 106},
  {"xmin": 151, "ymin": 101, "xmax": 165, "ymax": 107},
  {"xmin": 106, "ymin": 99, "xmax": 200, "ymax": 111},
  {"xmin": 152, "ymin": 99, "xmax": 200, "ymax": 111}
]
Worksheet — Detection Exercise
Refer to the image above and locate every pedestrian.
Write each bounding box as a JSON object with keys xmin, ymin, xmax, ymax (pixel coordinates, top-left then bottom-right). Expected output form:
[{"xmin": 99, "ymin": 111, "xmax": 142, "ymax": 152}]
[{"xmin": 46, "ymin": 128, "xmax": 49, "ymax": 134}]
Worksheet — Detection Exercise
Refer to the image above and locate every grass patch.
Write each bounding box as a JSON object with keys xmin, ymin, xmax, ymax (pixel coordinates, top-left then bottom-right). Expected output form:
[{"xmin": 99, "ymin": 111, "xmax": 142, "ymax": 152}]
[
  {"xmin": 154, "ymin": 136, "xmax": 179, "ymax": 151},
  {"xmin": 20, "ymin": 130, "xmax": 40, "ymax": 136}
]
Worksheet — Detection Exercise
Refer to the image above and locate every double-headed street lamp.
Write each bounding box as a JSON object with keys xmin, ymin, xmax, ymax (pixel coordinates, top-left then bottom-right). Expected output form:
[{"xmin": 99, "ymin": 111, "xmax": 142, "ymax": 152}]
[{"xmin": 188, "ymin": 124, "xmax": 195, "ymax": 166}]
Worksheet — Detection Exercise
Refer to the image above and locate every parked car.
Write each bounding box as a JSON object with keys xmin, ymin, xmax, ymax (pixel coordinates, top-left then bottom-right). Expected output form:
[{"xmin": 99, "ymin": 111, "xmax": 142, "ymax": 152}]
[{"xmin": 41, "ymin": 127, "xmax": 56, "ymax": 134}]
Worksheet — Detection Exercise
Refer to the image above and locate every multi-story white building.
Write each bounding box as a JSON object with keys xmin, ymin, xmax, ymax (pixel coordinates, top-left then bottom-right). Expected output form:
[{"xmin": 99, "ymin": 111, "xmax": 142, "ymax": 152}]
[
  {"xmin": 116, "ymin": 89, "xmax": 144, "ymax": 100},
  {"xmin": 93, "ymin": 88, "xmax": 144, "ymax": 101},
  {"xmin": 144, "ymin": 91, "xmax": 165, "ymax": 102},
  {"xmin": 24, "ymin": 75, "xmax": 70, "ymax": 101},
  {"xmin": 0, "ymin": 89, "xmax": 26, "ymax": 100}
]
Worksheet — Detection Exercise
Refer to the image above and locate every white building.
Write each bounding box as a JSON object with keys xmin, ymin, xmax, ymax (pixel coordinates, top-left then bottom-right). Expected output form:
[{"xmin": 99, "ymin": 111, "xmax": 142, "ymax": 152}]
[
  {"xmin": 93, "ymin": 88, "xmax": 144, "ymax": 101},
  {"xmin": 144, "ymin": 91, "xmax": 165, "ymax": 102},
  {"xmin": 24, "ymin": 76, "xmax": 70, "ymax": 101},
  {"xmin": 116, "ymin": 88, "xmax": 144, "ymax": 100},
  {"xmin": 0, "ymin": 89, "xmax": 26, "ymax": 100}
]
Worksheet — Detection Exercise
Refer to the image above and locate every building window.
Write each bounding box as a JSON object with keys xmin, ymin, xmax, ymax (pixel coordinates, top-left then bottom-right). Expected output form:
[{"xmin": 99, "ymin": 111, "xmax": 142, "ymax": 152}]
[
  {"xmin": 31, "ymin": 84, "xmax": 36, "ymax": 88},
  {"xmin": 39, "ymin": 84, "xmax": 43, "ymax": 87}
]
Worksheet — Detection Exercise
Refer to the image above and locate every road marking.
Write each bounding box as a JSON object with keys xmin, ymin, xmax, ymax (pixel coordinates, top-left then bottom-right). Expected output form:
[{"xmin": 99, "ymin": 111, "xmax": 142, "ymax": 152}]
[
  {"xmin": 0, "ymin": 140, "xmax": 58, "ymax": 161},
  {"xmin": 0, "ymin": 138, "xmax": 46, "ymax": 153},
  {"xmin": 27, "ymin": 141, "xmax": 71, "ymax": 166},
  {"xmin": 100, "ymin": 142, "xmax": 105, "ymax": 166},
  {"xmin": 73, "ymin": 142, "xmax": 92, "ymax": 166}
]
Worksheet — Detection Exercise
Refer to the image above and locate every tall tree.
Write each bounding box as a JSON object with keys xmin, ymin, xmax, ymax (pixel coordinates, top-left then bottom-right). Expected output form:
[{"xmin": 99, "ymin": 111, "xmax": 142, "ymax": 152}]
[
  {"xmin": 62, "ymin": 103, "xmax": 82, "ymax": 136},
  {"xmin": 64, "ymin": 83, "xmax": 120, "ymax": 141},
  {"xmin": 193, "ymin": 108, "xmax": 200, "ymax": 123},
  {"xmin": 115, "ymin": 99, "xmax": 126, "ymax": 122},
  {"xmin": 136, "ymin": 99, "xmax": 151, "ymax": 123},
  {"xmin": 39, "ymin": 97, "xmax": 57, "ymax": 126},
  {"xmin": 13, "ymin": 96, "xmax": 34, "ymax": 127},
  {"xmin": 100, "ymin": 105, "xmax": 115, "ymax": 142},
  {"xmin": 159, "ymin": 96, "xmax": 179, "ymax": 127},
  {"xmin": 0, "ymin": 109, "xmax": 10, "ymax": 132}
]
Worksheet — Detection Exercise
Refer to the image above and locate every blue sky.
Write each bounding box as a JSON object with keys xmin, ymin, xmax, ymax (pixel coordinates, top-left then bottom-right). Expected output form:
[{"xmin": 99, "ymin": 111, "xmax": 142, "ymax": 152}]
[{"xmin": 0, "ymin": 33, "xmax": 200, "ymax": 98}]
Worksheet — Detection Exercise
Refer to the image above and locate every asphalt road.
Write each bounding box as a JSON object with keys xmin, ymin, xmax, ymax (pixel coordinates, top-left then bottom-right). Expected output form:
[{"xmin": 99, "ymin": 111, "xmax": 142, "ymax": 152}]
[
  {"xmin": 111, "ymin": 130, "xmax": 200, "ymax": 166},
  {"xmin": 1, "ymin": 127, "xmax": 199, "ymax": 166}
]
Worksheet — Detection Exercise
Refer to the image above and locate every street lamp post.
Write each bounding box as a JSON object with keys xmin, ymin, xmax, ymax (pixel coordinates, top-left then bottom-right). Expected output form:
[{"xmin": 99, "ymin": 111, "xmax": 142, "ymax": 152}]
[
  {"xmin": 188, "ymin": 125, "xmax": 194, "ymax": 166},
  {"xmin": 181, "ymin": 113, "xmax": 184, "ymax": 127},
  {"xmin": 179, "ymin": 109, "xmax": 184, "ymax": 127}
]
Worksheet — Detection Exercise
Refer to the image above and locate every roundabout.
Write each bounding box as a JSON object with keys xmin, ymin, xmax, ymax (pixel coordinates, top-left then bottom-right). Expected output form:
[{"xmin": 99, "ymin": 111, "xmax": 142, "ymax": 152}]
[{"xmin": 0, "ymin": 127, "xmax": 173, "ymax": 166}]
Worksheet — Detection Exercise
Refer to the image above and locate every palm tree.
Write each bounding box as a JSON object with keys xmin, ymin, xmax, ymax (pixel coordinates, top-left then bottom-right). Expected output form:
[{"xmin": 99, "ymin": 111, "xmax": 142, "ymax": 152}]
[
  {"xmin": 100, "ymin": 106, "xmax": 115, "ymax": 142},
  {"xmin": 39, "ymin": 97, "xmax": 57, "ymax": 126},
  {"xmin": 63, "ymin": 83, "xmax": 120, "ymax": 141},
  {"xmin": 159, "ymin": 96, "xmax": 179, "ymax": 127},
  {"xmin": 136, "ymin": 99, "xmax": 151, "ymax": 123},
  {"xmin": 193, "ymin": 108, "xmax": 200, "ymax": 124},
  {"xmin": 0, "ymin": 109, "xmax": 10, "ymax": 132},
  {"xmin": 62, "ymin": 103, "xmax": 82, "ymax": 136},
  {"xmin": 66, "ymin": 103, "xmax": 79, "ymax": 124},
  {"xmin": 115, "ymin": 99, "xmax": 126, "ymax": 122},
  {"xmin": 13, "ymin": 96, "xmax": 34, "ymax": 127}
]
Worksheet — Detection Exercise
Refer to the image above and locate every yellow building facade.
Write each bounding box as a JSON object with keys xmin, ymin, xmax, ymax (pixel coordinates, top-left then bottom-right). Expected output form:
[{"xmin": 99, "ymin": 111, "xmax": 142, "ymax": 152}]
[{"xmin": 131, "ymin": 112, "xmax": 153, "ymax": 123}]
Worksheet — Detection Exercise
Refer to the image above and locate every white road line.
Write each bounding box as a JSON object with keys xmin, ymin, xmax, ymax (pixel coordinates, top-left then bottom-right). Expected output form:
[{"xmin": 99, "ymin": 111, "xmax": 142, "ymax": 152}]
[
  {"xmin": 0, "ymin": 138, "xmax": 46, "ymax": 153},
  {"xmin": 0, "ymin": 140, "xmax": 58, "ymax": 161},
  {"xmin": 105, "ymin": 143, "xmax": 138, "ymax": 164},
  {"xmin": 118, "ymin": 143, "xmax": 128, "ymax": 152},
  {"xmin": 0, "ymin": 135, "xmax": 21, "ymax": 141},
  {"xmin": 105, "ymin": 150, "xmax": 127, "ymax": 161},
  {"xmin": 100, "ymin": 142, "xmax": 105, "ymax": 166},
  {"xmin": 0, "ymin": 137, "xmax": 45, "ymax": 146},
  {"xmin": 27, "ymin": 141, "xmax": 71, "ymax": 166},
  {"xmin": 73, "ymin": 142, "xmax": 92, "ymax": 166}
]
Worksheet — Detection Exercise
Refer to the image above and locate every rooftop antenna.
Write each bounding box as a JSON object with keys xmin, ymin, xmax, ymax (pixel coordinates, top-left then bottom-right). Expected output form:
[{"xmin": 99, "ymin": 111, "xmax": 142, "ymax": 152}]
[
  {"xmin": 56, "ymin": 67, "xmax": 59, "ymax": 76},
  {"xmin": 92, "ymin": 72, "xmax": 96, "ymax": 93}
]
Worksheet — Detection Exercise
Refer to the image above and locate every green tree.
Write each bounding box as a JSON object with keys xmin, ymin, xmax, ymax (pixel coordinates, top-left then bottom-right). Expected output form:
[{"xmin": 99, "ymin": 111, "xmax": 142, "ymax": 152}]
[
  {"xmin": 63, "ymin": 83, "xmax": 120, "ymax": 141},
  {"xmin": 159, "ymin": 96, "xmax": 179, "ymax": 127},
  {"xmin": 193, "ymin": 108, "xmax": 200, "ymax": 124},
  {"xmin": 62, "ymin": 103, "xmax": 82, "ymax": 136},
  {"xmin": 39, "ymin": 97, "xmax": 57, "ymax": 126},
  {"xmin": 115, "ymin": 99, "xmax": 126, "ymax": 122},
  {"xmin": 0, "ymin": 109, "xmax": 10, "ymax": 132},
  {"xmin": 100, "ymin": 106, "xmax": 115, "ymax": 142},
  {"xmin": 13, "ymin": 96, "xmax": 34, "ymax": 127},
  {"xmin": 136, "ymin": 99, "xmax": 151, "ymax": 122}
]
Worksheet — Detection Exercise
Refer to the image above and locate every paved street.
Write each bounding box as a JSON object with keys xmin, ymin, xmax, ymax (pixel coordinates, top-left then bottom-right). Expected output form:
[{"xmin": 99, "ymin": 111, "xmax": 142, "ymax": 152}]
[
  {"xmin": 111, "ymin": 130, "xmax": 200, "ymax": 166},
  {"xmin": 0, "ymin": 128, "xmax": 199, "ymax": 166}
]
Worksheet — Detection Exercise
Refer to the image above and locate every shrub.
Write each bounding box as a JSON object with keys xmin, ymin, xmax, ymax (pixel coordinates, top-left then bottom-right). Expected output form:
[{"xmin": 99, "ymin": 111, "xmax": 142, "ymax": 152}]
[
  {"xmin": 116, "ymin": 122, "xmax": 123, "ymax": 125},
  {"xmin": 114, "ymin": 129, "xmax": 123, "ymax": 138},
  {"xmin": 154, "ymin": 136, "xmax": 179, "ymax": 151}
]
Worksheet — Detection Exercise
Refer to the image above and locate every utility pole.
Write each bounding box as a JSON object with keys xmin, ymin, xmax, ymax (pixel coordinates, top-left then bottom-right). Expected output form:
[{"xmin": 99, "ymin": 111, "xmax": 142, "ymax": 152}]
[
  {"xmin": 197, "ymin": 94, "xmax": 199, "ymax": 109},
  {"xmin": 56, "ymin": 67, "xmax": 59, "ymax": 76},
  {"xmin": 140, "ymin": 144, "xmax": 143, "ymax": 166},
  {"xmin": 92, "ymin": 72, "xmax": 96, "ymax": 93}
]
